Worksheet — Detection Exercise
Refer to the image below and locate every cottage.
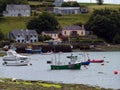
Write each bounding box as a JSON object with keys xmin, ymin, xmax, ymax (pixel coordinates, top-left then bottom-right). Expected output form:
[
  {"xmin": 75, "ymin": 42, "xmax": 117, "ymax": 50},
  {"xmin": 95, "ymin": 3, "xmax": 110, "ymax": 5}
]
[
  {"xmin": 3, "ymin": 4, "xmax": 31, "ymax": 17},
  {"xmin": 53, "ymin": 7, "xmax": 80, "ymax": 14},
  {"xmin": 61, "ymin": 25, "xmax": 86, "ymax": 36},
  {"xmin": 42, "ymin": 31, "xmax": 59, "ymax": 40},
  {"xmin": 8, "ymin": 29, "xmax": 38, "ymax": 43}
]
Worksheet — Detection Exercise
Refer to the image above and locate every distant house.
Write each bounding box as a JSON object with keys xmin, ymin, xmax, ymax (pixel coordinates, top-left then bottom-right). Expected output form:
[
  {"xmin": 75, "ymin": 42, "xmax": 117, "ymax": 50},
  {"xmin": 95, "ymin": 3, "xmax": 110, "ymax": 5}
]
[
  {"xmin": 53, "ymin": 0, "xmax": 64, "ymax": 7},
  {"xmin": 3, "ymin": 4, "xmax": 31, "ymax": 17},
  {"xmin": 42, "ymin": 31, "xmax": 59, "ymax": 40},
  {"xmin": 53, "ymin": 7, "xmax": 80, "ymax": 14},
  {"xmin": 61, "ymin": 25, "xmax": 86, "ymax": 36},
  {"xmin": 8, "ymin": 29, "xmax": 38, "ymax": 43}
]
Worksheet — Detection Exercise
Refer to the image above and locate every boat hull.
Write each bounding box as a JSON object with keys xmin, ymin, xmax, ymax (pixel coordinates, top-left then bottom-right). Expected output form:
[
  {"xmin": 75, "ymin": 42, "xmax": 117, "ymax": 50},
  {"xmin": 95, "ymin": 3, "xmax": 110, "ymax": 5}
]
[
  {"xmin": 25, "ymin": 49, "xmax": 42, "ymax": 54},
  {"xmin": 88, "ymin": 60, "xmax": 104, "ymax": 63},
  {"xmin": 3, "ymin": 60, "xmax": 29, "ymax": 66},
  {"xmin": 81, "ymin": 61, "xmax": 90, "ymax": 65},
  {"xmin": 51, "ymin": 63, "xmax": 81, "ymax": 70}
]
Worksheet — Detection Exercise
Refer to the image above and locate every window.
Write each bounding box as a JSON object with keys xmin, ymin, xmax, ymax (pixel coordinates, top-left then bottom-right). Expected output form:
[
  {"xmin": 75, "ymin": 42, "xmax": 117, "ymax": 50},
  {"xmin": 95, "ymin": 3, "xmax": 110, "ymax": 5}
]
[
  {"xmin": 22, "ymin": 40, "xmax": 24, "ymax": 42},
  {"xmin": 64, "ymin": 31, "xmax": 66, "ymax": 35},
  {"xmin": 31, "ymin": 40, "xmax": 33, "ymax": 43},
  {"xmin": 17, "ymin": 40, "xmax": 20, "ymax": 42},
  {"xmin": 18, "ymin": 35, "xmax": 20, "ymax": 37},
  {"xmin": 70, "ymin": 31, "xmax": 77, "ymax": 36},
  {"xmin": 81, "ymin": 31, "xmax": 83, "ymax": 35},
  {"xmin": 34, "ymin": 40, "xmax": 37, "ymax": 42}
]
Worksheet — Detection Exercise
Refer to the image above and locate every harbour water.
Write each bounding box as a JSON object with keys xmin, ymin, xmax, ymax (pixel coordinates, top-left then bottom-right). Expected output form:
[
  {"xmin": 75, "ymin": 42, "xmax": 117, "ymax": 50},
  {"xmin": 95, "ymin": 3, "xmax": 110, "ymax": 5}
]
[{"xmin": 0, "ymin": 51, "xmax": 120, "ymax": 89}]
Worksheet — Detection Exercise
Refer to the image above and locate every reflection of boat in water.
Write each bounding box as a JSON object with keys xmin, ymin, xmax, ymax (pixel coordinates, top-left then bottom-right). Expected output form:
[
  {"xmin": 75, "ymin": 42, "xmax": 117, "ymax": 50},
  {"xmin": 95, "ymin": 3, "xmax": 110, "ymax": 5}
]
[
  {"xmin": 41, "ymin": 51, "xmax": 53, "ymax": 55},
  {"xmin": 2, "ymin": 49, "xmax": 30, "ymax": 66},
  {"xmin": 50, "ymin": 53, "xmax": 81, "ymax": 70}
]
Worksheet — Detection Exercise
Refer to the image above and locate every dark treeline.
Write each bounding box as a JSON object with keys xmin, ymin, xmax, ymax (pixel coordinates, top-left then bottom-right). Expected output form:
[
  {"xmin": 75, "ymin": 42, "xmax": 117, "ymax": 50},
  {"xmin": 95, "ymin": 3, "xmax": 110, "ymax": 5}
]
[{"xmin": 85, "ymin": 8, "xmax": 120, "ymax": 44}]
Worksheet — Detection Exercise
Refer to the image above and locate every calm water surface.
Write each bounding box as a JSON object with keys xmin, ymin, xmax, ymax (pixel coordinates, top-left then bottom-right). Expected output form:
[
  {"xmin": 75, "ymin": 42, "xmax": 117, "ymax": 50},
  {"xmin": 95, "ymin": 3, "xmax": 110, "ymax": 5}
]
[{"xmin": 0, "ymin": 52, "xmax": 120, "ymax": 89}]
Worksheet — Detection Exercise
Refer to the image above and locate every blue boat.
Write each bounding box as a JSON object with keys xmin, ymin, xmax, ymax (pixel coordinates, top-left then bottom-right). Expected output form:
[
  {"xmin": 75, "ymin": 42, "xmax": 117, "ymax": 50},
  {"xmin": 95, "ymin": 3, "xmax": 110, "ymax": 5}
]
[
  {"xmin": 25, "ymin": 48, "xmax": 42, "ymax": 54},
  {"xmin": 81, "ymin": 61, "xmax": 90, "ymax": 65}
]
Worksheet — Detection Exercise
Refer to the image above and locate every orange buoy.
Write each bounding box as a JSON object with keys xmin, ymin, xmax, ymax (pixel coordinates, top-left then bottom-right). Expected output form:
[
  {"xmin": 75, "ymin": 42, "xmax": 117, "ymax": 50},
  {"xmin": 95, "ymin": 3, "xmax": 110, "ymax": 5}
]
[{"xmin": 114, "ymin": 70, "xmax": 118, "ymax": 75}]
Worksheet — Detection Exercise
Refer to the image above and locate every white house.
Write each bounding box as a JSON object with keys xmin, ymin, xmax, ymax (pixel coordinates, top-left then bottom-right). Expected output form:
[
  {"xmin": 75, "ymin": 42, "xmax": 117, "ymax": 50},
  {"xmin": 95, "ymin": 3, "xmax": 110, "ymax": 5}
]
[
  {"xmin": 8, "ymin": 29, "xmax": 38, "ymax": 43},
  {"xmin": 3, "ymin": 4, "xmax": 31, "ymax": 17},
  {"xmin": 42, "ymin": 31, "xmax": 59, "ymax": 40},
  {"xmin": 53, "ymin": 7, "xmax": 80, "ymax": 14},
  {"xmin": 53, "ymin": 0, "xmax": 64, "ymax": 7}
]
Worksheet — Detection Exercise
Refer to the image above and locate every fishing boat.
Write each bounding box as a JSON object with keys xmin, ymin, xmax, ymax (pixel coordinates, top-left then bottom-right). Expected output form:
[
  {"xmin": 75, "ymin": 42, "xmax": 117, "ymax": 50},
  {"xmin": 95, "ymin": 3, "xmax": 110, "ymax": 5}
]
[
  {"xmin": 88, "ymin": 59, "xmax": 104, "ymax": 63},
  {"xmin": 2, "ymin": 49, "xmax": 30, "ymax": 66},
  {"xmin": 50, "ymin": 54, "xmax": 81, "ymax": 70}
]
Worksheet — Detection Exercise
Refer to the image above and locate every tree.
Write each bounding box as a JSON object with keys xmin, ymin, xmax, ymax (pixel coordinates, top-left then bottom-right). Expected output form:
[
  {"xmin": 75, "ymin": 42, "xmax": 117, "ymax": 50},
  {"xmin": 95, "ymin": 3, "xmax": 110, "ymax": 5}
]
[
  {"xmin": 61, "ymin": 1, "xmax": 80, "ymax": 7},
  {"xmin": 27, "ymin": 12, "xmax": 59, "ymax": 34},
  {"xmin": 0, "ymin": 30, "xmax": 4, "ymax": 40},
  {"xmin": 85, "ymin": 9, "xmax": 120, "ymax": 44},
  {"xmin": 96, "ymin": 0, "xmax": 104, "ymax": 5}
]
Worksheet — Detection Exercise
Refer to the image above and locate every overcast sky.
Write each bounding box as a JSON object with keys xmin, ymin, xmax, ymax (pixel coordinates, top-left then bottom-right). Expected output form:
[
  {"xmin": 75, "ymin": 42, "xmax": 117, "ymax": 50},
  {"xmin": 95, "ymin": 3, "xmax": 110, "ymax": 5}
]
[{"xmin": 64, "ymin": 0, "xmax": 120, "ymax": 4}]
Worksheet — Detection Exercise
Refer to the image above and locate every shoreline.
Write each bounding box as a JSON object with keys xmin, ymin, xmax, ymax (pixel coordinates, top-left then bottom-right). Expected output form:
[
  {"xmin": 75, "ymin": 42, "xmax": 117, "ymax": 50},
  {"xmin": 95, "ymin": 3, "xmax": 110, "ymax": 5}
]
[{"xmin": 0, "ymin": 78, "xmax": 112, "ymax": 90}]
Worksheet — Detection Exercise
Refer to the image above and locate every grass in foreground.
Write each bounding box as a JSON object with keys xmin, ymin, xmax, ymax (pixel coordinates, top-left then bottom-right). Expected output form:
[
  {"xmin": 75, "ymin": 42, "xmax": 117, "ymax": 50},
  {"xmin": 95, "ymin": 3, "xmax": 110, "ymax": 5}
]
[{"xmin": 0, "ymin": 78, "xmax": 112, "ymax": 90}]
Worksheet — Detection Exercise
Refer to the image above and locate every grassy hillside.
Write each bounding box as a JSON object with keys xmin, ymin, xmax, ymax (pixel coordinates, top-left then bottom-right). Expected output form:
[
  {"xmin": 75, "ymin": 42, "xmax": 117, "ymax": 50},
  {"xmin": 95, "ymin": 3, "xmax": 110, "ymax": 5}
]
[
  {"xmin": 0, "ymin": 17, "xmax": 33, "ymax": 34},
  {"xmin": 57, "ymin": 14, "xmax": 91, "ymax": 27},
  {"xmin": 87, "ymin": 4, "xmax": 120, "ymax": 13},
  {"xmin": 0, "ymin": 3, "xmax": 119, "ymax": 35}
]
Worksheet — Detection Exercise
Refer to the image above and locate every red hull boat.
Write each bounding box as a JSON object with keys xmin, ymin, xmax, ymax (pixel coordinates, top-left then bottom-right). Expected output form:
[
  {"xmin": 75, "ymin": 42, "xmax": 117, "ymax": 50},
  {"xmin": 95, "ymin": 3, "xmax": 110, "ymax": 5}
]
[{"xmin": 88, "ymin": 60, "xmax": 104, "ymax": 63}]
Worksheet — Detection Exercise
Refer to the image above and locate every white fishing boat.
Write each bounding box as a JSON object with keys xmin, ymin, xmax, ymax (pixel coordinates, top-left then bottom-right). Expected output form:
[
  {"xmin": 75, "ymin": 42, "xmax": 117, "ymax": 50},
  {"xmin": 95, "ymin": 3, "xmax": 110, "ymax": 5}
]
[{"xmin": 2, "ymin": 49, "xmax": 30, "ymax": 66}]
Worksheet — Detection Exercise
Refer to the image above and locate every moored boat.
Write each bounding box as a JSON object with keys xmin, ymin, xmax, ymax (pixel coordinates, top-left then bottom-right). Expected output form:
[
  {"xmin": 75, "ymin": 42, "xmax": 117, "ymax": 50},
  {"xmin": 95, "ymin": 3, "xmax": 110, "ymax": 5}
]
[
  {"xmin": 81, "ymin": 61, "xmax": 90, "ymax": 65},
  {"xmin": 3, "ymin": 60, "xmax": 29, "ymax": 66},
  {"xmin": 51, "ymin": 62, "xmax": 81, "ymax": 70},
  {"xmin": 88, "ymin": 59, "xmax": 104, "ymax": 63},
  {"xmin": 50, "ymin": 53, "xmax": 81, "ymax": 70},
  {"xmin": 2, "ymin": 49, "xmax": 30, "ymax": 66}
]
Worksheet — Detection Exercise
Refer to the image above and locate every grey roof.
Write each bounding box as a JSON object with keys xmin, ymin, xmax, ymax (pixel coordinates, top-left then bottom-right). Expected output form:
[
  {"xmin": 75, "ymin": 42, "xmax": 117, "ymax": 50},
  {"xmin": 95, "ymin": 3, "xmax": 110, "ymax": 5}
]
[
  {"xmin": 6, "ymin": 4, "xmax": 30, "ymax": 10},
  {"xmin": 9, "ymin": 29, "xmax": 37, "ymax": 38},
  {"xmin": 62, "ymin": 25, "xmax": 83, "ymax": 30},
  {"xmin": 43, "ymin": 31, "xmax": 58, "ymax": 34}
]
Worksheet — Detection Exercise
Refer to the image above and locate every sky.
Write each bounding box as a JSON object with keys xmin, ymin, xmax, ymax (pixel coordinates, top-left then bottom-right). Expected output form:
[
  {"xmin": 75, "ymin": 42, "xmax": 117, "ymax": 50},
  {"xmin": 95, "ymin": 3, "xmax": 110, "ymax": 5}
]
[{"xmin": 65, "ymin": 0, "xmax": 120, "ymax": 4}]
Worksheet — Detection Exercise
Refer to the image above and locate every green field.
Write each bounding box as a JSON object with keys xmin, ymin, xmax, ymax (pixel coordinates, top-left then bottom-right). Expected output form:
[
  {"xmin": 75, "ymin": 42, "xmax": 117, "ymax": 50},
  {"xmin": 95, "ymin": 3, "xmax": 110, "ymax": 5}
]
[
  {"xmin": 0, "ymin": 17, "xmax": 33, "ymax": 34},
  {"xmin": 0, "ymin": 3, "xmax": 119, "ymax": 35},
  {"xmin": 28, "ymin": 1, "xmax": 42, "ymax": 5}
]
